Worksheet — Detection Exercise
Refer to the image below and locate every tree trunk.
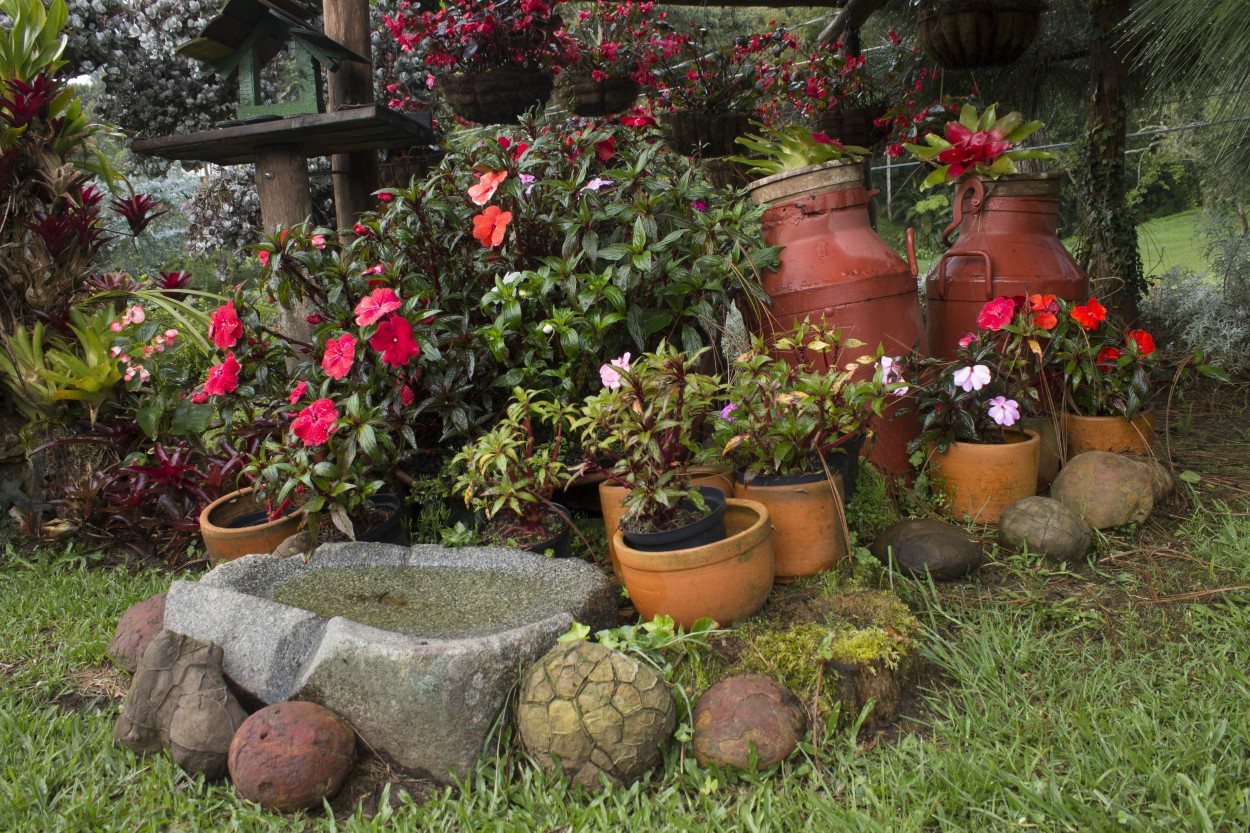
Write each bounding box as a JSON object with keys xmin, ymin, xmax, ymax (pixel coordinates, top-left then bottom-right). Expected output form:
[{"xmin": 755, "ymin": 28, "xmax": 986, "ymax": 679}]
[{"xmin": 1077, "ymin": 0, "xmax": 1142, "ymax": 322}]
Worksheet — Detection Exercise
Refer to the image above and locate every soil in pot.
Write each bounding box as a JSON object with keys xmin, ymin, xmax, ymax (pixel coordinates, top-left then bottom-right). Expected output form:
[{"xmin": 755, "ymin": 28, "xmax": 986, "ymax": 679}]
[{"xmin": 620, "ymin": 486, "xmax": 728, "ymax": 553}]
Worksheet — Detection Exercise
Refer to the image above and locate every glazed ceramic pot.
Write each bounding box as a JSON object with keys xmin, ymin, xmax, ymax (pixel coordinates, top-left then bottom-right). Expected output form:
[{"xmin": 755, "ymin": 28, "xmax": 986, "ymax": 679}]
[
  {"xmin": 199, "ymin": 487, "xmax": 305, "ymax": 567},
  {"xmin": 928, "ymin": 429, "xmax": 1040, "ymax": 524},
  {"xmin": 613, "ymin": 499, "xmax": 775, "ymax": 628},
  {"xmin": 1064, "ymin": 411, "xmax": 1155, "ymax": 458},
  {"xmin": 733, "ymin": 470, "xmax": 848, "ymax": 580}
]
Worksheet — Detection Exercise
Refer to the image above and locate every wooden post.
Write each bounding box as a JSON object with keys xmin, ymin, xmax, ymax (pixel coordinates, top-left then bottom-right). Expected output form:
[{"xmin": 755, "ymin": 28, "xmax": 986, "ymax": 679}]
[
  {"xmin": 324, "ymin": 0, "xmax": 380, "ymax": 235},
  {"xmin": 254, "ymin": 144, "xmax": 315, "ymax": 348}
]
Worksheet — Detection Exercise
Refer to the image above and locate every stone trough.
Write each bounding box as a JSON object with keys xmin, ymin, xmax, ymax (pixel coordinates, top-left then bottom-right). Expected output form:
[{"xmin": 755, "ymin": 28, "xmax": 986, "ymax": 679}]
[{"xmin": 164, "ymin": 543, "xmax": 616, "ymax": 783}]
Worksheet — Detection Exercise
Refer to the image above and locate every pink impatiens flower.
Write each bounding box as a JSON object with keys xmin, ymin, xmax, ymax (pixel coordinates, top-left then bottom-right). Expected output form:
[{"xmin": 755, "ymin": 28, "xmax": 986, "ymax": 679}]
[
  {"xmin": 599, "ymin": 352, "xmax": 632, "ymax": 389},
  {"xmin": 468, "ymin": 170, "xmax": 507, "ymax": 206},
  {"xmin": 878, "ymin": 356, "xmax": 909, "ymax": 396},
  {"xmin": 953, "ymin": 364, "xmax": 992, "ymax": 392},
  {"xmin": 257, "ymin": 250, "xmax": 270, "ymax": 267},
  {"xmin": 987, "ymin": 396, "xmax": 1020, "ymax": 427},
  {"xmin": 291, "ymin": 398, "xmax": 339, "ymax": 446},
  {"xmin": 321, "ymin": 333, "xmax": 356, "ymax": 380},
  {"xmin": 203, "ymin": 352, "xmax": 241, "ymax": 396},
  {"xmin": 289, "ymin": 381, "xmax": 308, "ymax": 404},
  {"xmin": 208, "ymin": 300, "xmax": 243, "ymax": 349},
  {"xmin": 354, "ymin": 287, "xmax": 402, "ymax": 327},
  {"xmin": 370, "ymin": 316, "xmax": 421, "ymax": 366},
  {"xmin": 958, "ymin": 332, "xmax": 979, "ymax": 349},
  {"xmin": 976, "ymin": 296, "xmax": 1015, "ymax": 331}
]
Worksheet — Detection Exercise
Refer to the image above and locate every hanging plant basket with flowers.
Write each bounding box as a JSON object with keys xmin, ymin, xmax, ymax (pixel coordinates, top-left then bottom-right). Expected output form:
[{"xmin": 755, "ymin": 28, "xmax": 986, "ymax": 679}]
[
  {"xmin": 915, "ymin": 0, "xmax": 1045, "ymax": 70},
  {"xmin": 557, "ymin": 0, "xmax": 660, "ymax": 117}
]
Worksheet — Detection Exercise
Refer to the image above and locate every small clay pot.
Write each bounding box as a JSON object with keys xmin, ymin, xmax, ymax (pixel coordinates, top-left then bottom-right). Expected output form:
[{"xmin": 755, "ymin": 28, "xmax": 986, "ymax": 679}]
[
  {"xmin": 734, "ymin": 469, "xmax": 848, "ymax": 580},
  {"xmin": 928, "ymin": 429, "xmax": 1040, "ymax": 525},
  {"xmin": 613, "ymin": 499, "xmax": 775, "ymax": 628},
  {"xmin": 1064, "ymin": 411, "xmax": 1154, "ymax": 458},
  {"xmin": 199, "ymin": 487, "xmax": 305, "ymax": 567}
]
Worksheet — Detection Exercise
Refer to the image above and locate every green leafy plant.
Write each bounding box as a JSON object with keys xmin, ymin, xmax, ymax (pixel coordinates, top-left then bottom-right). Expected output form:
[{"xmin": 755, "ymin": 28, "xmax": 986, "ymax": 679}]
[
  {"xmin": 904, "ymin": 103, "xmax": 1055, "ymax": 189},
  {"xmin": 731, "ymin": 123, "xmax": 868, "ymax": 178}
]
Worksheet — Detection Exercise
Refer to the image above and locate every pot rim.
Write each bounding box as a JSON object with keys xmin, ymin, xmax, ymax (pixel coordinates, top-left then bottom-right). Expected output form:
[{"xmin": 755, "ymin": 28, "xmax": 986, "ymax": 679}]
[
  {"xmin": 940, "ymin": 426, "xmax": 1040, "ymax": 451},
  {"xmin": 745, "ymin": 158, "xmax": 863, "ymax": 206},
  {"xmin": 199, "ymin": 486, "xmax": 305, "ymax": 535},
  {"xmin": 613, "ymin": 498, "xmax": 770, "ymax": 571},
  {"xmin": 1063, "ymin": 410, "xmax": 1154, "ymax": 422}
]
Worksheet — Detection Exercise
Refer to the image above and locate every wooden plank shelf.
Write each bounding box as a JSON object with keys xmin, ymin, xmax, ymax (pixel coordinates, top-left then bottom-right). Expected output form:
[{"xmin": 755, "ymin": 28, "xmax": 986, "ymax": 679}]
[{"xmin": 131, "ymin": 104, "xmax": 436, "ymax": 165}]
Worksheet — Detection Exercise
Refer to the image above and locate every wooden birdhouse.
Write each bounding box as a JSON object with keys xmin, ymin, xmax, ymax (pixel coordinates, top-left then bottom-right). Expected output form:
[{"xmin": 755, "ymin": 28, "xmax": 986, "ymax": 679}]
[{"xmin": 178, "ymin": 0, "xmax": 369, "ymax": 121}]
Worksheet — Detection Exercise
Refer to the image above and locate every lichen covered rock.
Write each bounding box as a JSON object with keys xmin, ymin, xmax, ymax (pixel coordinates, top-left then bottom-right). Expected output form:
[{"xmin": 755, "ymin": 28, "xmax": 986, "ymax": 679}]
[
  {"xmin": 516, "ymin": 640, "xmax": 675, "ymax": 788},
  {"xmin": 999, "ymin": 496, "xmax": 1091, "ymax": 562}
]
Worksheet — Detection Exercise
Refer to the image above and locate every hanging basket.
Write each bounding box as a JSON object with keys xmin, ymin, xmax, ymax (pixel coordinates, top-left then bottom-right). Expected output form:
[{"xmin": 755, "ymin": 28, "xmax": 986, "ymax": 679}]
[
  {"xmin": 812, "ymin": 105, "xmax": 892, "ymax": 148},
  {"xmin": 663, "ymin": 110, "xmax": 754, "ymax": 157},
  {"xmin": 438, "ymin": 68, "xmax": 554, "ymax": 124},
  {"xmin": 376, "ymin": 151, "xmax": 444, "ymax": 190},
  {"xmin": 564, "ymin": 74, "xmax": 639, "ymax": 118},
  {"xmin": 917, "ymin": 0, "xmax": 1044, "ymax": 70}
]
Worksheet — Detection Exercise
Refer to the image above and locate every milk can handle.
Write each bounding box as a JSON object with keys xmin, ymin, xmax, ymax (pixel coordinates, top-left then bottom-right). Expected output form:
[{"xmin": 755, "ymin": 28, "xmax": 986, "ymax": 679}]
[
  {"xmin": 941, "ymin": 177, "xmax": 985, "ymax": 247},
  {"xmin": 936, "ymin": 250, "xmax": 994, "ymax": 299},
  {"xmin": 906, "ymin": 227, "xmax": 918, "ymax": 278}
]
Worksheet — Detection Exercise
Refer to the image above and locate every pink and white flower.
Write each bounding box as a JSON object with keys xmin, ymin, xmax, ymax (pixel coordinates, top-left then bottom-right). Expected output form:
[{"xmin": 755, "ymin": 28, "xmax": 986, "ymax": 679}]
[
  {"xmin": 953, "ymin": 364, "xmax": 991, "ymax": 392},
  {"xmin": 987, "ymin": 396, "xmax": 1020, "ymax": 427},
  {"xmin": 599, "ymin": 352, "xmax": 631, "ymax": 390}
]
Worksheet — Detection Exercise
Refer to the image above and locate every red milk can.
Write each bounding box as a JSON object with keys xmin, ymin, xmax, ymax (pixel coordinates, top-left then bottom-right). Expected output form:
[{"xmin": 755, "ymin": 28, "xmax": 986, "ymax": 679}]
[
  {"xmin": 747, "ymin": 160, "xmax": 927, "ymax": 474},
  {"xmin": 926, "ymin": 174, "xmax": 1089, "ymax": 358}
]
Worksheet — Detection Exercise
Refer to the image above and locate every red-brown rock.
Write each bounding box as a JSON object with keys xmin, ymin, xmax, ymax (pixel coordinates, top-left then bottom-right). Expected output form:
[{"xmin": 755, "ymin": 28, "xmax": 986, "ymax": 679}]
[
  {"xmin": 692, "ymin": 675, "xmax": 807, "ymax": 770},
  {"xmin": 107, "ymin": 591, "xmax": 167, "ymax": 673},
  {"xmin": 228, "ymin": 701, "xmax": 356, "ymax": 812}
]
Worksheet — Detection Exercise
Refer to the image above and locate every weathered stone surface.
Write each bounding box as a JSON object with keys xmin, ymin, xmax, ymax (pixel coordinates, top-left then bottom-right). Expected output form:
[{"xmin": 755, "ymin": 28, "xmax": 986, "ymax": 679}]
[
  {"xmin": 999, "ymin": 497, "xmax": 1092, "ymax": 563},
  {"xmin": 164, "ymin": 543, "xmax": 617, "ymax": 783},
  {"xmin": 870, "ymin": 519, "xmax": 984, "ymax": 580},
  {"xmin": 114, "ymin": 629, "xmax": 247, "ymax": 779},
  {"xmin": 107, "ymin": 591, "xmax": 167, "ymax": 674},
  {"xmin": 517, "ymin": 641, "xmax": 675, "ymax": 788},
  {"xmin": 692, "ymin": 675, "xmax": 807, "ymax": 770},
  {"xmin": 1131, "ymin": 458, "xmax": 1176, "ymax": 504},
  {"xmin": 229, "ymin": 701, "xmax": 355, "ymax": 813},
  {"xmin": 1050, "ymin": 452, "xmax": 1154, "ymax": 529}
]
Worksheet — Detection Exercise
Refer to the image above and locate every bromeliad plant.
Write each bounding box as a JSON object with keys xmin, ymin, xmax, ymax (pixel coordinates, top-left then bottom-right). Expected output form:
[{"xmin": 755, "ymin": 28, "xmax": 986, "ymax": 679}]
[
  {"xmin": 731, "ymin": 122, "xmax": 868, "ymax": 177},
  {"xmin": 573, "ymin": 344, "xmax": 720, "ymax": 534},
  {"xmin": 904, "ymin": 103, "xmax": 1055, "ymax": 189},
  {"xmin": 713, "ymin": 321, "xmax": 897, "ymax": 481},
  {"xmin": 901, "ymin": 295, "xmax": 1055, "ymax": 453},
  {"xmin": 451, "ymin": 388, "xmax": 578, "ymax": 546}
]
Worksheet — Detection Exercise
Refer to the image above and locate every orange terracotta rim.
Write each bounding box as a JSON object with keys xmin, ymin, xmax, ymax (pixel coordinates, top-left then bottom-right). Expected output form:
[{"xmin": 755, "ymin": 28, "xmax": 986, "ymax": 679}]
[{"xmin": 613, "ymin": 500, "xmax": 771, "ymax": 573}]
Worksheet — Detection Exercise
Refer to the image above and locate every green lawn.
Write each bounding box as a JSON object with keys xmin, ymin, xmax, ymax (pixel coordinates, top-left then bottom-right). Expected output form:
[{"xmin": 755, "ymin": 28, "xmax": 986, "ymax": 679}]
[{"xmin": 1138, "ymin": 209, "xmax": 1214, "ymax": 277}]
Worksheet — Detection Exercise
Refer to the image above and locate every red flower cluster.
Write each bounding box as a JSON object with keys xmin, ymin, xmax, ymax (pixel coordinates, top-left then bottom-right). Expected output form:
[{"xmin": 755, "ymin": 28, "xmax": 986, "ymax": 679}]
[
  {"xmin": 1071, "ymin": 298, "xmax": 1107, "ymax": 330},
  {"xmin": 208, "ymin": 301, "xmax": 243, "ymax": 349},
  {"xmin": 291, "ymin": 398, "xmax": 339, "ymax": 446}
]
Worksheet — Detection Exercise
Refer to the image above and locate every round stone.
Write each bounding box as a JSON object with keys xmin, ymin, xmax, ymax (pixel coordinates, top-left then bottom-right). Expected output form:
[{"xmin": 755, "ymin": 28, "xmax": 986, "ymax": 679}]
[
  {"xmin": 517, "ymin": 641, "xmax": 676, "ymax": 789},
  {"xmin": 1050, "ymin": 452, "xmax": 1154, "ymax": 529},
  {"xmin": 870, "ymin": 519, "xmax": 984, "ymax": 580},
  {"xmin": 228, "ymin": 701, "xmax": 356, "ymax": 813},
  {"xmin": 999, "ymin": 497, "xmax": 1091, "ymax": 562},
  {"xmin": 107, "ymin": 591, "xmax": 167, "ymax": 674},
  {"xmin": 692, "ymin": 675, "xmax": 807, "ymax": 770}
]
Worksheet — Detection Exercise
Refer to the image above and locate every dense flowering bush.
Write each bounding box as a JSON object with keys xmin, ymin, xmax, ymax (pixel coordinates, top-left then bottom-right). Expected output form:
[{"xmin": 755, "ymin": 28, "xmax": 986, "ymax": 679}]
[
  {"xmin": 639, "ymin": 26, "xmax": 799, "ymax": 114},
  {"xmin": 782, "ymin": 33, "xmax": 927, "ymax": 118},
  {"xmin": 384, "ymin": 0, "xmax": 574, "ymax": 73},
  {"xmin": 558, "ymin": 0, "xmax": 663, "ymax": 83}
]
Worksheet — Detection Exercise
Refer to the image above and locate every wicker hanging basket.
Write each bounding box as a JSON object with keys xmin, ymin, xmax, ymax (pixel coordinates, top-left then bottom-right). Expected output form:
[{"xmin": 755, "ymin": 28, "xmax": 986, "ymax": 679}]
[
  {"xmin": 438, "ymin": 68, "xmax": 554, "ymax": 124},
  {"xmin": 812, "ymin": 105, "xmax": 892, "ymax": 149},
  {"xmin": 663, "ymin": 110, "xmax": 754, "ymax": 158},
  {"xmin": 564, "ymin": 74, "xmax": 640, "ymax": 118},
  {"xmin": 917, "ymin": 0, "xmax": 1044, "ymax": 70}
]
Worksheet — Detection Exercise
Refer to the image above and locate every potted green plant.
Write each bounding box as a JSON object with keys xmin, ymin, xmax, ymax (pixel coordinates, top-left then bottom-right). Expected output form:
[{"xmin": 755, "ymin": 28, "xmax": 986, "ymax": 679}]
[
  {"xmin": 557, "ymin": 0, "xmax": 659, "ymax": 117},
  {"xmin": 732, "ymin": 122, "xmax": 869, "ymax": 206},
  {"xmin": 913, "ymin": 0, "xmax": 1045, "ymax": 70},
  {"xmin": 899, "ymin": 294, "xmax": 1053, "ymax": 524},
  {"xmin": 574, "ymin": 343, "xmax": 774, "ymax": 626},
  {"xmin": 451, "ymin": 388, "xmax": 577, "ymax": 556},
  {"xmin": 713, "ymin": 321, "xmax": 897, "ymax": 578},
  {"xmin": 383, "ymin": 0, "xmax": 572, "ymax": 124}
]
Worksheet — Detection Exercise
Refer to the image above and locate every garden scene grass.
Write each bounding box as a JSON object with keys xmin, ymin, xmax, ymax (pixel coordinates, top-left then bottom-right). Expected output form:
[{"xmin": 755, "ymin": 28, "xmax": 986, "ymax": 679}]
[{"xmin": 4, "ymin": 380, "xmax": 1249, "ymax": 832}]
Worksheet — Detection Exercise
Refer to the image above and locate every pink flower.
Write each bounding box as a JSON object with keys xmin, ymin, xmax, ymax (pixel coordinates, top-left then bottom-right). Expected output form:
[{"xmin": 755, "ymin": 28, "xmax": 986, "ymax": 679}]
[
  {"xmin": 468, "ymin": 170, "xmax": 507, "ymax": 206},
  {"xmin": 306, "ymin": 314, "xmax": 323, "ymax": 325},
  {"xmin": 720, "ymin": 402, "xmax": 737, "ymax": 421},
  {"xmin": 582, "ymin": 177, "xmax": 613, "ymax": 192},
  {"xmin": 878, "ymin": 356, "xmax": 909, "ymax": 396},
  {"xmin": 599, "ymin": 352, "xmax": 632, "ymax": 389},
  {"xmin": 936, "ymin": 121, "xmax": 1012, "ymax": 179},
  {"xmin": 208, "ymin": 300, "xmax": 243, "ymax": 349},
  {"xmin": 289, "ymin": 381, "xmax": 308, "ymax": 404},
  {"xmin": 129, "ymin": 305, "xmax": 145, "ymax": 324},
  {"xmin": 401, "ymin": 384, "xmax": 415, "ymax": 406},
  {"xmin": 958, "ymin": 333, "xmax": 978, "ymax": 349},
  {"xmin": 203, "ymin": 352, "xmax": 241, "ymax": 396},
  {"xmin": 370, "ymin": 316, "xmax": 420, "ymax": 366},
  {"xmin": 191, "ymin": 390, "xmax": 209, "ymax": 404},
  {"xmin": 258, "ymin": 250, "xmax": 270, "ymax": 267},
  {"xmin": 471, "ymin": 206, "xmax": 511, "ymax": 248},
  {"xmin": 310, "ymin": 234, "xmax": 327, "ymax": 249},
  {"xmin": 377, "ymin": 191, "xmax": 395, "ymax": 203},
  {"xmin": 953, "ymin": 364, "xmax": 992, "ymax": 392},
  {"xmin": 110, "ymin": 320, "xmax": 123, "ymax": 332},
  {"xmin": 353, "ymin": 223, "xmax": 371, "ymax": 238},
  {"xmin": 354, "ymin": 287, "xmax": 402, "ymax": 326},
  {"xmin": 987, "ymin": 396, "xmax": 1020, "ymax": 427},
  {"xmin": 164, "ymin": 329, "xmax": 178, "ymax": 345},
  {"xmin": 976, "ymin": 296, "xmax": 1016, "ymax": 331},
  {"xmin": 519, "ymin": 174, "xmax": 537, "ymax": 195},
  {"xmin": 321, "ymin": 333, "xmax": 357, "ymax": 379},
  {"xmin": 291, "ymin": 398, "xmax": 339, "ymax": 446}
]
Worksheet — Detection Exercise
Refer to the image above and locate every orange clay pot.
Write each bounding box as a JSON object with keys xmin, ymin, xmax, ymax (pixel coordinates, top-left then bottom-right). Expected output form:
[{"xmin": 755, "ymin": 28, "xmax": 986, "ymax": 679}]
[
  {"xmin": 928, "ymin": 429, "xmax": 1040, "ymax": 525},
  {"xmin": 688, "ymin": 464, "xmax": 737, "ymax": 499},
  {"xmin": 1064, "ymin": 411, "xmax": 1154, "ymax": 458},
  {"xmin": 612, "ymin": 499, "xmax": 774, "ymax": 629},
  {"xmin": 600, "ymin": 474, "xmax": 732, "ymax": 580},
  {"xmin": 733, "ymin": 470, "xmax": 848, "ymax": 581},
  {"xmin": 199, "ymin": 487, "xmax": 306, "ymax": 567}
]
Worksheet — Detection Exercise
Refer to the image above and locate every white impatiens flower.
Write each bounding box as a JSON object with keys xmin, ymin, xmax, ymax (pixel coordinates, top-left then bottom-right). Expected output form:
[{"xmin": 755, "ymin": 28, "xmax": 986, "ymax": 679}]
[
  {"xmin": 877, "ymin": 356, "xmax": 908, "ymax": 396},
  {"xmin": 952, "ymin": 364, "xmax": 992, "ymax": 392}
]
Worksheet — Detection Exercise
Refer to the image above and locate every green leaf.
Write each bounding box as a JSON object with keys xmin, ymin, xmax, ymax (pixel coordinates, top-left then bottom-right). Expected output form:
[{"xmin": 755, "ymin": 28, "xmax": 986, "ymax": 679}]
[{"xmin": 1178, "ymin": 470, "xmax": 1201, "ymax": 484}]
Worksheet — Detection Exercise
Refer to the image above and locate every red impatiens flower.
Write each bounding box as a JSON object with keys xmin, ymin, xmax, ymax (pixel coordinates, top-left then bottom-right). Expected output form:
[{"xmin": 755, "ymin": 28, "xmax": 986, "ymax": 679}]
[
  {"xmin": 354, "ymin": 287, "xmax": 402, "ymax": 326},
  {"xmin": 1071, "ymin": 298, "xmax": 1107, "ymax": 330},
  {"xmin": 472, "ymin": 205, "xmax": 511, "ymax": 248},
  {"xmin": 377, "ymin": 191, "xmax": 395, "ymax": 203},
  {"xmin": 370, "ymin": 315, "xmax": 421, "ymax": 366},
  {"xmin": 594, "ymin": 137, "xmax": 616, "ymax": 163},
  {"xmin": 468, "ymin": 171, "xmax": 507, "ymax": 206},
  {"xmin": 1096, "ymin": 347, "xmax": 1123, "ymax": 369},
  {"xmin": 289, "ymin": 380, "xmax": 308, "ymax": 404},
  {"xmin": 291, "ymin": 398, "xmax": 339, "ymax": 446},
  {"xmin": 257, "ymin": 250, "xmax": 270, "ymax": 267},
  {"xmin": 620, "ymin": 113, "xmax": 657, "ymax": 128},
  {"xmin": 935, "ymin": 121, "xmax": 1012, "ymax": 179},
  {"xmin": 401, "ymin": 384, "xmax": 415, "ymax": 407},
  {"xmin": 208, "ymin": 300, "xmax": 243, "ymax": 349},
  {"xmin": 1029, "ymin": 293, "xmax": 1059, "ymax": 330},
  {"xmin": 203, "ymin": 352, "xmax": 241, "ymax": 396},
  {"xmin": 1128, "ymin": 330, "xmax": 1155, "ymax": 356},
  {"xmin": 321, "ymin": 333, "xmax": 357, "ymax": 379},
  {"xmin": 976, "ymin": 296, "xmax": 1016, "ymax": 331}
]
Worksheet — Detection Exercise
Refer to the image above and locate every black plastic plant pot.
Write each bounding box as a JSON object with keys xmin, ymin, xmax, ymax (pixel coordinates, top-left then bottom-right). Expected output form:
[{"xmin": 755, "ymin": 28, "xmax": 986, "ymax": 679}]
[
  {"xmin": 526, "ymin": 504, "xmax": 573, "ymax": 559},
  {"xmin": 621, "ymin": 486, "xmax": 728, "ymax": 553},
  {"xmin": 734, "ymin": 434, "xmax": 865, "ymax": 502},
  {"xmin": 357, "ymin": 493, "xmax": 410, "ymax": 546}
]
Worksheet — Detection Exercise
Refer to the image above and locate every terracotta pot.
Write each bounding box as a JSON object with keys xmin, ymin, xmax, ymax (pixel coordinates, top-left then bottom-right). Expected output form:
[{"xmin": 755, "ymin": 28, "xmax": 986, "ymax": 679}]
[
  {"xmin": 199, "ymin": 487, "xmax": 306, "ymax": 567},
  {"xmin": 812, "ymin": 105, "xmax": 892, "ymax": 148},
  {"xmin": 663, "ymin": 110, "xmax": 753, "ymax": 157},
  {"xmin": 1020, "ymin": 414, "xmax": 1063, "ymax": 492},
  {"xmin": 1064, "ymin": 411, "xmax": 1154, "ymax": 458},
  {"xmin": 438, "ymin": 68, "xmax": 553, "ymax": 124},
  {"xmin": 734, "ymin": 470, "xmax": 848, "ymax": 580},
  {"xmin": 746, "ymin": 161, "xmax": 927, "ymax": 474},
  {"xmin": 927, "ymin": 175, "xmax": 1089, "ymax": 359},
  {"xmin": 917, "ymin": 0, "xmax": 1044, "ymax": 69},
  {"xmin": 613, "ymin": 499, "xmax": 775, "ymax": 628},
  {"xmin": 928, "ymin": 429, "xmax": 1040, "ymax": 524},
  {"xmin": 688, "ymin": 464, "xmax": 736, "ymax": 499},
  {"xmin": 621, "ymin": 486, "xmax": 727, "ymax": 553},
  {"xmin": 564, "ymin": 74, "xmax": 639, "ymax": 117}
]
